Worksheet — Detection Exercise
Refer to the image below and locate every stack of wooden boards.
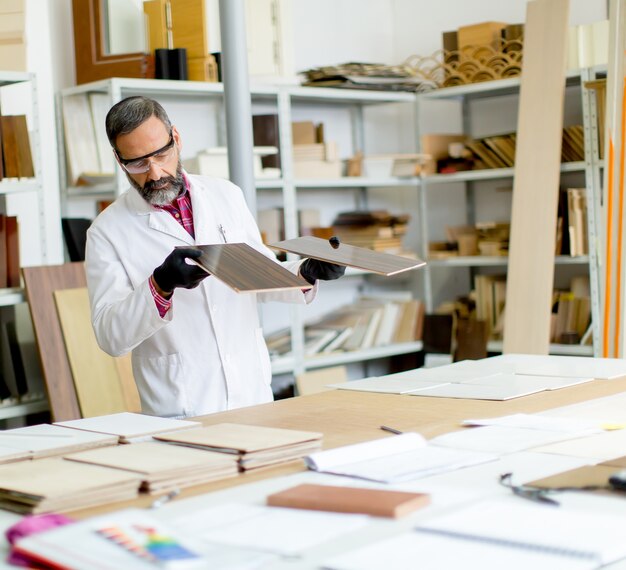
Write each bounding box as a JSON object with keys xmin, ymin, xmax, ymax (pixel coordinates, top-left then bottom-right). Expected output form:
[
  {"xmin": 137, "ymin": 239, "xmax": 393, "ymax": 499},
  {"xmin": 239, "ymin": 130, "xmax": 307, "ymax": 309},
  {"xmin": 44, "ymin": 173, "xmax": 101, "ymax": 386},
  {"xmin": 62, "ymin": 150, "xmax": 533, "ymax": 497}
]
[
  {"xmin": 0, "ymin": 413, "xmax": 324, "ymax": 513},
  {"xmin": 266, "ymin": 296, "xmax": 425, "ymax": 359},
  {"xmin": 0, "ymin": 115, "xmax": 33, "ymax": 180}
]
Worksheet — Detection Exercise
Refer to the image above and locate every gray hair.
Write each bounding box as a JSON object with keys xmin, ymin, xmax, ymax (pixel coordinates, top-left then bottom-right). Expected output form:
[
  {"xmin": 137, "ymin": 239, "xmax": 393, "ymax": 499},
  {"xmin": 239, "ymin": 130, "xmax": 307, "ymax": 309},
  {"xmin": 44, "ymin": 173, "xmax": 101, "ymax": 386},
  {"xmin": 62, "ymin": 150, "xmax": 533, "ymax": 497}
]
[{"xmin": 105, "ymin": 96, "xmax": 172, "ymax": 151}]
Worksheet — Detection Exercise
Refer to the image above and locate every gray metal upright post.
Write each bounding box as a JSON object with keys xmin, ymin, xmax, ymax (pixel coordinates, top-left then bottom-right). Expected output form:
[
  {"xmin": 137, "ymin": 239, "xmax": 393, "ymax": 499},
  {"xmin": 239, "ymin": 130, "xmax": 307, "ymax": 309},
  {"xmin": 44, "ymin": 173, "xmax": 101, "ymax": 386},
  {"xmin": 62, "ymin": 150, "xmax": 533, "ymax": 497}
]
[{"xmin": 219, "ymin": 0, "xmax": 256, "ymax": 213}]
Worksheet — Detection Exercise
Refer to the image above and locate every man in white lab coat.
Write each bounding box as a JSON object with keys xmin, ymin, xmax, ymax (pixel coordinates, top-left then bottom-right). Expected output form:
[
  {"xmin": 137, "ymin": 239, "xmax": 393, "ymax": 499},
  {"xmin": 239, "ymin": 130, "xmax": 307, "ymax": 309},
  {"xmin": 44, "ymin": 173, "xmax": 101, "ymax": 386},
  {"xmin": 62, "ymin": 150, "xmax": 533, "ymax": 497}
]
[{"xmin": 85, "ymin": 96, "xmax": 344, "ymax": 418}]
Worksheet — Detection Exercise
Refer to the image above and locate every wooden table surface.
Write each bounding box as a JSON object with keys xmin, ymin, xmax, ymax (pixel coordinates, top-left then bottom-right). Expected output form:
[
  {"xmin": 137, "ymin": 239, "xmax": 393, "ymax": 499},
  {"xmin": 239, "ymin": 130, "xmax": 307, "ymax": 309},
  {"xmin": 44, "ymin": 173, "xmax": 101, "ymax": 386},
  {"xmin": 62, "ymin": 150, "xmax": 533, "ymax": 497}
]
[{"xmin": 67, "ymin": 376, "xmax": 626, "ymax": 518}]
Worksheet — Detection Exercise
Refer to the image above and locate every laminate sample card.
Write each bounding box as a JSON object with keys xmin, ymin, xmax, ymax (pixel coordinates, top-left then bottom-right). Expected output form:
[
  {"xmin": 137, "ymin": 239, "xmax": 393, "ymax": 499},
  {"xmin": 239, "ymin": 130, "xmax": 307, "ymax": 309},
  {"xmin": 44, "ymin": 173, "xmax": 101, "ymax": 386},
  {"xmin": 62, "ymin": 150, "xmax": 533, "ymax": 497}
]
[
  {"xmin": 270, "ymin": 236, "xmax": 426, "ymax": 275},
  {"xmin": 186, "ymin": 243, "xmax": 311, "ymax": 293}
]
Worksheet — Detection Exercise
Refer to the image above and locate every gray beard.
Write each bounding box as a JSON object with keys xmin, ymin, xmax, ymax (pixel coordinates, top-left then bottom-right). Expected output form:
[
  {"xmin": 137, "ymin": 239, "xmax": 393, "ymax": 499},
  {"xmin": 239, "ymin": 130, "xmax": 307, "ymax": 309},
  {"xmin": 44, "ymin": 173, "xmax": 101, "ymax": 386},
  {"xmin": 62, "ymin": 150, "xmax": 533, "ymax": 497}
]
[{"xmin": 128, "ymin": 161, "xmax": 185, "ymax": 206}]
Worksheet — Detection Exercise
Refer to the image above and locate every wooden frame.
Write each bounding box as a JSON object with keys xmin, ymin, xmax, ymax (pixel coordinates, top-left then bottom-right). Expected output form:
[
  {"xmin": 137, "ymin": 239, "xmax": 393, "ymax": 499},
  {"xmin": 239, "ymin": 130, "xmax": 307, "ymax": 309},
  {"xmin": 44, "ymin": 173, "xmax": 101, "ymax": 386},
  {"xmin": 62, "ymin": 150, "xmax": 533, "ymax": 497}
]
[{"xmin": 72, "ymin": 0, "xmax": 154, "ymax": 85}]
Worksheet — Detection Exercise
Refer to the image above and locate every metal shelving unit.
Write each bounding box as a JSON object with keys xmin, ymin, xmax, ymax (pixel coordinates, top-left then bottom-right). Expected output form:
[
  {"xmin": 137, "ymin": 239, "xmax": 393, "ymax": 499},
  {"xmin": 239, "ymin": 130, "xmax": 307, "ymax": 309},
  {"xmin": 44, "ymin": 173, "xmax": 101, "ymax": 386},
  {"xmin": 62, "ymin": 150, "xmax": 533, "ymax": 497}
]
[
  {"xmin": 416, "ymin": 68, "xmax": 602, "ymax": 357},
  {"xmin": 0, "ymin": 71, "xmax": 50, "ymax": 420},
  {"xmin": 59, "ymin": 79, "xmax": 423, "ymax": 379}
]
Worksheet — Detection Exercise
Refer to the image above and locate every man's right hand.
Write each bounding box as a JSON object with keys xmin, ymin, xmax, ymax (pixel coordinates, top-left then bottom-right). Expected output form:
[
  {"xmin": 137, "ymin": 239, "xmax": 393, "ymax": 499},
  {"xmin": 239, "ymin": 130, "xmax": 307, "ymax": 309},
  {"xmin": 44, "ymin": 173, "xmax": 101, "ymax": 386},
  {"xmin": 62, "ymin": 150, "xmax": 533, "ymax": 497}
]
[{"xmin": 153, "ymin": 248, "xmax": 209, "ymax": 294}]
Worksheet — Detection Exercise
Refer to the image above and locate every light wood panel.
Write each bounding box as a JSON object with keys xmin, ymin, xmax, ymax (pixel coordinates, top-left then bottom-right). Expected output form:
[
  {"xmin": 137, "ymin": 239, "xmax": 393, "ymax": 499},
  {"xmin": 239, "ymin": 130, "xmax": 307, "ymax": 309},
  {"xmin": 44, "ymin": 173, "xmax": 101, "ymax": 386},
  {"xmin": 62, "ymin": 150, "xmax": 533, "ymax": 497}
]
[
  {"xmin": 271, "ymin": 236, "xmax": 426, "ymax": 276},
  {"xmin": 54, "ymin": 288, "xmax": 139, "ymax": 418},
  {"xmin": 191, "ymin": 243, "xmax": 311, "ymax": 292},
  {"xmin": 503, "ymin": 0, "xmax": 570, "ymax": 354},
  {"xmin": 22, "ymin": 263, "xmax": 86, "ymax": 421}
]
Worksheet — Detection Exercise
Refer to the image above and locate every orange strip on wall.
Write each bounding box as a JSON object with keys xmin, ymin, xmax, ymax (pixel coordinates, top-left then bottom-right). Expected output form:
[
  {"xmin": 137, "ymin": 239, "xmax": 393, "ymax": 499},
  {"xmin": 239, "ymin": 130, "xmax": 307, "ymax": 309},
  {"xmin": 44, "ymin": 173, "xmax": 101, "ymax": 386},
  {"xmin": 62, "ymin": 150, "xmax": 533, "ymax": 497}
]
[
  {"xmin": 614, "ymin": 80, "xmax": 626, "ymax": 356},
  {"xmin": 604, "ymin": 138, "xmax": 615, "ymax": 357}
]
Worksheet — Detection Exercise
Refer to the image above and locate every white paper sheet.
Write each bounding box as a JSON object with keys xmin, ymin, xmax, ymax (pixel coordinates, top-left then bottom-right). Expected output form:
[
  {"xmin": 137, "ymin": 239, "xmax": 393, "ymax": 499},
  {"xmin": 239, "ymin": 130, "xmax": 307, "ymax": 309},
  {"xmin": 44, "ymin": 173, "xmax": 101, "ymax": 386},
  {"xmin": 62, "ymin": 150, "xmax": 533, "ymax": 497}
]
[
  {"xmin": 430, "ymin": 425, "xmax": 589, "ymax": 455},
  {"xmin": 461, "ymin": 413, "xmax": 601, "ymax": 434},
  {"xmin": 530, "ymin": 428, "xmax": 626, "ymax": 460},
  {"xmin": 415, "ymin": 497, "xmax": 626, "ymax": 565},
  {"xmin": 328, "ymin": 376, "xmax": 449, "ymax": 394},
  {"xmin": 408, "ymin": 382, "xmax": 544, "ymax": 400},
  {"xmin": 322, "ymin": 531, "xmax": 596, "ymax": 570},
  {"xmin": 306, "ymin": 434, "xmax": 496, "ymax": 483},
  {"xmin": 490, "ymin": 354, "xmax": 626, "ymax": 380},
  {"xmin": 458, "ymin": 373, "xmax": 594, "ymax": 390},
  {"xmin": 177, "ymin": 503, "xmax": 369, "ymax": 556}
]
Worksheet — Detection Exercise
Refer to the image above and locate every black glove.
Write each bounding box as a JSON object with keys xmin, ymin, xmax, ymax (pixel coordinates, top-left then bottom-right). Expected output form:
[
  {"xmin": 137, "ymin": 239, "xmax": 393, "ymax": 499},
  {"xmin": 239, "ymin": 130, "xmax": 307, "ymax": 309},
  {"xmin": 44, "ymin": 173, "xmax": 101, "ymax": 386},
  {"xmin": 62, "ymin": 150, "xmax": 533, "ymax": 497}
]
[
  {"xmin": 153, "ymin": 248, "xmax": 209, "ymax": 293},
  {"xmin": 299, "ymin": 258, "xmax": 346, "ymax": 285}
]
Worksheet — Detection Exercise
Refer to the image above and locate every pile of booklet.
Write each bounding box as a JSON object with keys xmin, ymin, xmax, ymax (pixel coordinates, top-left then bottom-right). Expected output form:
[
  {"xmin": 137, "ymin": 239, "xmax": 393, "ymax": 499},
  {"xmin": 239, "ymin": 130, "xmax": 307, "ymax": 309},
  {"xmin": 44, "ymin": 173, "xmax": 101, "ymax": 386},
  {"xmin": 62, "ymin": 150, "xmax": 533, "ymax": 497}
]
[
  {"xmin": 54, "ymin": 412, "xmax": 201, "ymax": 443},
  {"xmin": 0, "ymin": 424, "xmax": 117, "ymax": 461},
  {"xmin": 154, "ymin": 423, "xmax": 323, "ymax": 470},
  {"xmin": 0, "ymin": 457, "xmax": 141, "ymax": 514},
  {"xmin": 65, "ymin": 442, "xmax": 239, "ymax": 494}
]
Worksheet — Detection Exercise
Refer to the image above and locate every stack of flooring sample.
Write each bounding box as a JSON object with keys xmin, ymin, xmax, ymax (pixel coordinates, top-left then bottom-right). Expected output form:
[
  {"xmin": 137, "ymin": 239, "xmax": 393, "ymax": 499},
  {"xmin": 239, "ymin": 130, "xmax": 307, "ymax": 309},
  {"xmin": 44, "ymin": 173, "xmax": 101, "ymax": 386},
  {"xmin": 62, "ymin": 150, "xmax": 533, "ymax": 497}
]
[
  {"xmin": 0, "ymin": 458, "xmax": 141, "ymax": 513},
  {"xmin": 154, "ymin": 423, "xmax": 323, "ymax": 470},
  {"xmin": 54, "ymin": 412, "xmax": 201, "ymax": 443},
  {"xmin": 64, "ymin": 442, "xmax": 239, "ymax": 494},
  {"xmin": 0, "ymin": 424, "xmax": 117, "ymax": 459}
]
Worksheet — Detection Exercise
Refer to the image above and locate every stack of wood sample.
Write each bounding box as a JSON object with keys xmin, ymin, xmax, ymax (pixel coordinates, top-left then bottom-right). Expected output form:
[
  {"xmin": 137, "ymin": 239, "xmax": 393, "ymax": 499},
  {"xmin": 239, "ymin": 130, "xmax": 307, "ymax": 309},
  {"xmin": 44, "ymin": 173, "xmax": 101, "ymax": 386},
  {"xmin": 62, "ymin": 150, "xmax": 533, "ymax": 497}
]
[
  {"xmin": 330, "ymin": 210, "xmax": 410, "ymax": 253},
  {"xmin": 0, "ymin": 424, "xmax": 117, "ymax": 459},
  {"xmin": 154, "ymin": 423, "xmax": 323, "ymax": 471},
  {"xmin": 54, "ymin": 412, "xmax": 201, "ymax": 444},
  {"xmin": 0, "ymin": 457, "xmax": 141, "ymax": 514},
  {"xmin": 551, "ymin": 276, "xmax": 591, "ymax": 344},
  {"xmin": 65, "ymin": 442, "xmax": 238, "ymax": 494},
  {"xmin": 0, "ymin": 215, "xmax": 20, "ymax": 288}
]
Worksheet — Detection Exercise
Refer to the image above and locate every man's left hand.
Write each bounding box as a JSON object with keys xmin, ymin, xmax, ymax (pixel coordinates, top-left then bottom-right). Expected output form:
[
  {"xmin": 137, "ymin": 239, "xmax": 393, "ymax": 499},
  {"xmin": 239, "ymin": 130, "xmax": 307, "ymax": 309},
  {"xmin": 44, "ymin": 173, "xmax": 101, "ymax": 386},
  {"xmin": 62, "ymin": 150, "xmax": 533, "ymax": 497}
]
[{"xmin": 300, "ymin": 258, "xmax": 346, "ymax": 284}]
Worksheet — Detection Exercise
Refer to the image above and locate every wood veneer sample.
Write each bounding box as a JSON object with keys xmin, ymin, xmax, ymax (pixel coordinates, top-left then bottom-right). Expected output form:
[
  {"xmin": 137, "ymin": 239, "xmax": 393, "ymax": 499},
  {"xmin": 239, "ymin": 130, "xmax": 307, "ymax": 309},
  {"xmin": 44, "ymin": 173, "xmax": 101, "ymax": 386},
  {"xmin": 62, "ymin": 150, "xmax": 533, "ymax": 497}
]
[
  {"xmin": 54, "ymin": 288, "xmax": 132, "ymax": 418},
  {"xmin": 503, "ymin": 0, "xmax": 569, "ymax": 354},
  {"xmin": 22, "ymin": 263, "xmax": 86, "ymax": 421},
  {"xmin": 187, "ymin": 243, "xmax": 311, "ymax": 293},
  {"xmin": 267, "ymin": 483, "xmax": 430, "ymax": 518},
  {"xmin": 270, "ymin": 236, "xmax": 426, "ymax": 276}
]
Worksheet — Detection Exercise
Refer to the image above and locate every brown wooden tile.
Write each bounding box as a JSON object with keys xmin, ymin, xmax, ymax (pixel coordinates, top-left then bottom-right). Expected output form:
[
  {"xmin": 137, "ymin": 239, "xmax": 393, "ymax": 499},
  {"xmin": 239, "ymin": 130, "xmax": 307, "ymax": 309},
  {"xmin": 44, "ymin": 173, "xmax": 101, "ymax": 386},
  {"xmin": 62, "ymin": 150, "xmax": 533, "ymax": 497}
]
[
  {"xmin": 22, "ymin": 263, "xmax": 86, "ymax": 421},
  {"xmin": 270, "ymin": 236, "xmax": 426, "ymax": 276},
  {"xmin": 187, "ymin": 243, "xmax": 311, "ymax": 293}
]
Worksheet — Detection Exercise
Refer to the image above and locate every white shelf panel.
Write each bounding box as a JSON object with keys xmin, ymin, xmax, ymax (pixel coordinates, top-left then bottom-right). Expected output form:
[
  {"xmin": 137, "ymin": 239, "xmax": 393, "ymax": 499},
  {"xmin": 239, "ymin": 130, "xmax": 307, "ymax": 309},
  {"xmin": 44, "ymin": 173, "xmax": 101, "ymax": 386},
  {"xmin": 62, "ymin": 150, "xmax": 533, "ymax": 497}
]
[
  {"xmin": 0, "ymin": 71, "xmax": 34, "ymax": 87},
  {"xmin": 0, "ymin": 180, "xmax": 38, "ymax": 195},
  {"xmin": 487, "ymin": 340, "xmax": 594, "ymax": 356},
  {"xmin": 287, "ymin": 86, "xmax": 415, "ymax": 105},
  {"xmin": 428, "ymin": 255, "xmax": 589, "ymax": 267},
  {"xmin": 271, "ymin": 342, "xmax": 423, "ymax": 374},
  {"xmin": 419, "ymin": 70, "xmax": 583, "ymax": 101},
  {"xmin": 0, "ymin": 289, "xmax": 25, "ymax": 307},
  {"xmin": 423, "ymin": 162, "xmax": 585, "ymax": 184},
  {"xmin": 295, "ymin": 177, "xmax": 420, "ymax": 189},
  {"xmin": 255, "ymin": 179, "xmax": 284, "ymax": 190},
  {"xmin": 0, "ymin": 398, "xmax": 48, "ymax": 421}
]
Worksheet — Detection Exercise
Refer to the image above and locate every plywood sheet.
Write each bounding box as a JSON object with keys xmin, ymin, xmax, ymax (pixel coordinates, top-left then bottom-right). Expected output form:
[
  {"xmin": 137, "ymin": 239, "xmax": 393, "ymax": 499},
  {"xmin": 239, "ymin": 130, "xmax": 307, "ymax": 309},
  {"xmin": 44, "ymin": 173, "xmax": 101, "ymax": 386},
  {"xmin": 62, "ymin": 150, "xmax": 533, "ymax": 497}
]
[
  {"xmin": 503, "ymin": 0, "xmax": 570, "ymax": 354},
  {"xmin": 270, "ymin": 236, "xmax": 426, "ymax": 276},
  {"xmin": 22, "ymin": 263, "xmax": 86, "ymax": 421},
  {"xmin": 190, "ymin": 243, "xmax": 311, "ymax": 292},
  {"xmin": 54, "ymin": 288, "xmax": 128, "ymax": 418}
]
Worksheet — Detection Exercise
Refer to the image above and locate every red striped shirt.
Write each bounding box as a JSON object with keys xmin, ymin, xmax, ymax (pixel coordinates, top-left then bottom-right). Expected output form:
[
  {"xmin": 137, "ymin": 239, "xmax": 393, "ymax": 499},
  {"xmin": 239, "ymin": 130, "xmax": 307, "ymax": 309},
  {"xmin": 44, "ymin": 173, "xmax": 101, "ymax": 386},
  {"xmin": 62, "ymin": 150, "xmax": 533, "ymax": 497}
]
[{"xmin": 150, "ymin": 176, "xmax": 195, "ymax": 317}]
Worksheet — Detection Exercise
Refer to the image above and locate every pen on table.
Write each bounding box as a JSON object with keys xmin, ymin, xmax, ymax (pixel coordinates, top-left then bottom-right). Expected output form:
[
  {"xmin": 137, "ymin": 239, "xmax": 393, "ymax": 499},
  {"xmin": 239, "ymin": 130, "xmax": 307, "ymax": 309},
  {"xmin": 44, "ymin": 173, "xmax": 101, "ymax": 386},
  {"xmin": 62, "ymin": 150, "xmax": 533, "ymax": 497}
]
[
  {"xmin": 380, "ymin": 425, "xmax": 404, "ymax": 435},
  {"xmin": 150, "ymin": 488, "xmax": 180, "ymax": 509},
  {"xmin": 512, "ymin": 487, "xmax": 560, "ymax": 507}
]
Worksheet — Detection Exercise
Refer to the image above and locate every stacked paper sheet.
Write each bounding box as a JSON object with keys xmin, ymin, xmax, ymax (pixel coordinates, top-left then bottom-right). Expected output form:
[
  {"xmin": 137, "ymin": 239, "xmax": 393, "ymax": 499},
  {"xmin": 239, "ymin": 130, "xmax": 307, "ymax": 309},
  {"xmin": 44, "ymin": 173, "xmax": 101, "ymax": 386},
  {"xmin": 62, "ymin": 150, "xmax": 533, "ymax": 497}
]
[
  {"xmin": 304, "ymin": 433, "xmax": 496, "ymax": 483},
  {"xmin": 0, "ymin": 424, "xmax": 117, "ymax": 459},
  {"xmin": 65, "ymin": 442, "xmax": 239, "ymax": 494},
  {"xmin": 0, "ymin": 457, "xmax": 141, "ymax": 514},
  {"xmin": 154, "ymin": 423, "xmax": 323, "ymax": 470},
  {"xmin": 54, "ymin": 412, "xmax": 201, "ymax": 443}
]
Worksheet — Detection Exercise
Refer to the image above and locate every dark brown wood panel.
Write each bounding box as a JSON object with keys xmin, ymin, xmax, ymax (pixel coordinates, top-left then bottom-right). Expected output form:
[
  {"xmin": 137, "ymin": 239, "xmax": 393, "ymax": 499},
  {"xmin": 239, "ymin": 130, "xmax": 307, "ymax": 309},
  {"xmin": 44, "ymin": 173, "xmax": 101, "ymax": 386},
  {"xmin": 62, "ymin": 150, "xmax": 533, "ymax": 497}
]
[
  {"xmin": 270, "ymin": 236, "xmax": 426, "ymax": 276},
  {"xmin": 189, "ymin": 244, "xmax": 311, "ymax": 293},
  {"xmin": 22, "ymin": 263, "xmax": 86, "ymax": 421}
]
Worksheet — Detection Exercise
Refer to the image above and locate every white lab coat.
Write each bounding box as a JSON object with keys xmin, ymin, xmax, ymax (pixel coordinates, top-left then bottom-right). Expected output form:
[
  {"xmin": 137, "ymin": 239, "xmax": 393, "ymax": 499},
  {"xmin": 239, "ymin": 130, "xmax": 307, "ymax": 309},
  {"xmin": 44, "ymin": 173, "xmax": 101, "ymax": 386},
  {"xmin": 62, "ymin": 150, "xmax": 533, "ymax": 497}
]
[{"xmin": 85, "ymin": 173, "xmax": 315, "ymax": 417}]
